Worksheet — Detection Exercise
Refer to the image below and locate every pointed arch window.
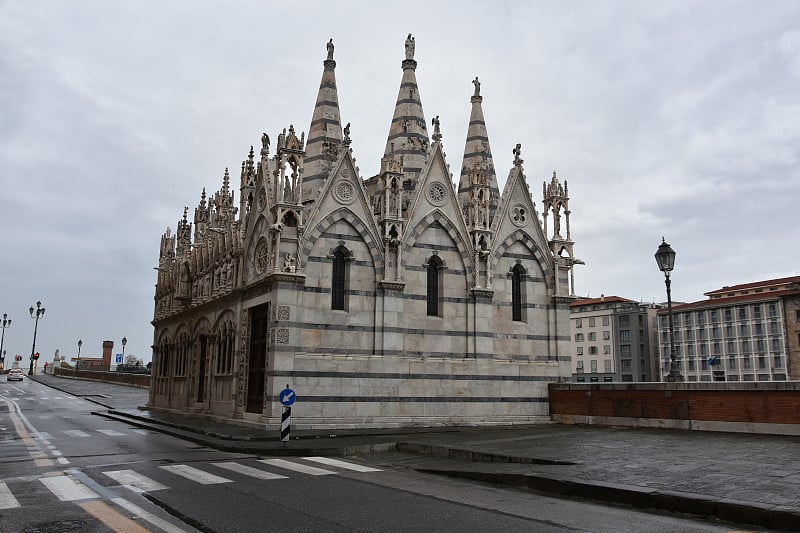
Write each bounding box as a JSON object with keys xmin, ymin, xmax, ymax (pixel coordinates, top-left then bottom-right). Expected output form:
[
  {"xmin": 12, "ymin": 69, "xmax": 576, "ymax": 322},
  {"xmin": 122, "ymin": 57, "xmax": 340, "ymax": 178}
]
[
  {"xmin": 427, "ymin": 255, "xmax": 444, "ymax": 317},
  {"xmin": 511, "ymin": 264, "xmax": 526, "ymax": 322},
  {"xmin": 332, "ymin": 246, "xmax": 351, "ymax": 311}
]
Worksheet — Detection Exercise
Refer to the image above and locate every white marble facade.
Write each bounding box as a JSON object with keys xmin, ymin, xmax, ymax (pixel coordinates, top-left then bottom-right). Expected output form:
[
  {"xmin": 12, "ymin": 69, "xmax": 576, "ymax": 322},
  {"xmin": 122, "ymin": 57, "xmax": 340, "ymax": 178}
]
[{"xmin": 150, "ymin": 36, "xmax": 581, "ymax": 429}]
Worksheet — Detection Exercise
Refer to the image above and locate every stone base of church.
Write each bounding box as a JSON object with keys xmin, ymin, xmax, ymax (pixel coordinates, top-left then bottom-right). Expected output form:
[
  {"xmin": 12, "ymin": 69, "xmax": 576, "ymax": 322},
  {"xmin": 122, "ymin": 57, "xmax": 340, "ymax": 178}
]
[{"xmin": 262, "ymin": 415, "xmax": 553, "ymax": 431}]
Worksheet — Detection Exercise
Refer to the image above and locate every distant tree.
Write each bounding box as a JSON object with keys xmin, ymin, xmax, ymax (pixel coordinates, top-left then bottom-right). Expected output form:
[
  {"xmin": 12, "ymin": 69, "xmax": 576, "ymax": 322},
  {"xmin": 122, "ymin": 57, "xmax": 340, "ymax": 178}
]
[{"xmin": 124, "ymin": 354, "xmax": 143, "ymax": 366}]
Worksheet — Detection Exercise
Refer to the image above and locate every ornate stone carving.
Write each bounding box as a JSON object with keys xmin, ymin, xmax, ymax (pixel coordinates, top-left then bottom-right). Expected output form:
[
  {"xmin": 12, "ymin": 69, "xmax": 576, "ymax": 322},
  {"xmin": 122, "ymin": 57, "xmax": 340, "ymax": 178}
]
[
  {"xmin": 255, "ymin": 239, "xmax": 269, "ymax": 274},
  {"xmin": 426, "ymin": 182, "xmax": 447, "ymax": 206},
  {"xmin": 258, "ymin": 187, "xmax": 267, "ymax": 211},
  {"xmin": 276, "ymin": 328, "xmax": 289, "ymax": 344},
  {"xmin": 277, "ymin": 305, "xmax": 290, "ymax": 320},
  {"xmin": 333, "ymin": 180, "xmax": 355, "ymax": 204},
  {"xmin": 510, "ymin": 204, "xmax": 528, "ymax": 227}
]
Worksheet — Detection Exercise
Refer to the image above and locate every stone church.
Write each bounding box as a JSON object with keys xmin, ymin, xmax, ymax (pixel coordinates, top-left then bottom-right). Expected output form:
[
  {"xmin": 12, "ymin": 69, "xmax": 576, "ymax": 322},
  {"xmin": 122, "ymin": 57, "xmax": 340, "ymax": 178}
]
[{"xmin": 150, "ymin": 36, "xmax": 581, "ymax": 429}]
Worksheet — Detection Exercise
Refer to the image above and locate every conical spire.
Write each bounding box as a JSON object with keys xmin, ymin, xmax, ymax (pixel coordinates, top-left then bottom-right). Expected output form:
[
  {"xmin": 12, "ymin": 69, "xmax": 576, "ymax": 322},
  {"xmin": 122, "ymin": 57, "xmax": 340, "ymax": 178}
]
[
  {"xmin": 301, "ymin": 38, "xmax": 344, "ymax": 205},
  {"xmin": 458, "ymin": 76, "xmax": 500, "ymax": 219},
  {"xmin": 383, "ymin": 34, "xmax": 429, "ymax": 183}
]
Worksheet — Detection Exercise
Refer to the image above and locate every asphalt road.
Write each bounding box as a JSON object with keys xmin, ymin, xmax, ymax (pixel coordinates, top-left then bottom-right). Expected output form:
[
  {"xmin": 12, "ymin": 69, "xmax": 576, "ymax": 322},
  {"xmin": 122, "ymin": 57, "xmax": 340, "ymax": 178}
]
[{"xmin": 0, "ymin": 377, "xmax": 771, "ymax": 532}]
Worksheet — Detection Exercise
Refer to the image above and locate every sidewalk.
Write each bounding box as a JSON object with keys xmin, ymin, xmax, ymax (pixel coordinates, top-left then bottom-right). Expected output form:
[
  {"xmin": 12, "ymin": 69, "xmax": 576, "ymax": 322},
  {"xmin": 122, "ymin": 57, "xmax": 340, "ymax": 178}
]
[{"xmin": 31, "ymin": 373, "xmax": 800, "ymax": 531}]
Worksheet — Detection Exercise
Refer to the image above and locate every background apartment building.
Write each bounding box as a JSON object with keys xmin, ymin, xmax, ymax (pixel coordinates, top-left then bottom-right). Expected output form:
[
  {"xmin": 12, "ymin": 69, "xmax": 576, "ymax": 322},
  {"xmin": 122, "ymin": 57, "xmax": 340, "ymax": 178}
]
[
  {"xmin": 657, "ymin": 276, "xmax": 800, "ymax": 382},
  {"xmin": 570, "ymin": 296, "xmax": 658, "ymax": 382}
]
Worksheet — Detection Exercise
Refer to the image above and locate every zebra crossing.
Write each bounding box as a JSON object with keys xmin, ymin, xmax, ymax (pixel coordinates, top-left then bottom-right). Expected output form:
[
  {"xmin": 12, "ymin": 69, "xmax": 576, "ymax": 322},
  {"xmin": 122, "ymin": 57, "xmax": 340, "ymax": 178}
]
[{"xmin": 0, "ymin": 456, "xmax": 382, "ymax": 511}]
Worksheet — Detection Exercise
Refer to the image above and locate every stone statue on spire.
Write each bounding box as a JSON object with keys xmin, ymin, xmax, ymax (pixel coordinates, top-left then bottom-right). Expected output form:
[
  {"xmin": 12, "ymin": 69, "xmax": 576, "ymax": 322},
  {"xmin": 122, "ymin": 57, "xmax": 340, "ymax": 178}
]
[
  {"xmin": 472, "ymin": 76, "xmax": 481, "ymax": 97},
  {"xmin": 405, "ymin": 34, "xmax": 415, "ymax": 60},
  {"xmin": 513, "ymin": 143, "xmax": 523, "ymax": 166},
  {"xmin": 327, "ymin": 39, "xmax": 334, "ymax": 61},
  {"xmin": 432, "ymin": 115, "xmax": 441, "ymax": 142}
]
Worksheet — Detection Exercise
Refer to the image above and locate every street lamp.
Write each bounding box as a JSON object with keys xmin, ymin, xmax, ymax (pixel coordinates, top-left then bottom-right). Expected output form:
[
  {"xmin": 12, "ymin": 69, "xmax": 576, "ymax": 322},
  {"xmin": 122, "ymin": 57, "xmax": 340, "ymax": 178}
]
[
  {"xmin": 655, "ymin": 238, "xmax": 683, "ymax": 382},
  {"xmin": 77, "ymin": 339, "xmax": 82, "ymax": 373},
  {"xmin": 121, "ymin": 337, "xmax": 127, "ymax": 362},
  {"xmin": 29, "ymin": 301, "xmax": 45, "ymax": 375},
  {"xmin": 0, "ymin": 314, "xmax": 10, "ymax": 369}
]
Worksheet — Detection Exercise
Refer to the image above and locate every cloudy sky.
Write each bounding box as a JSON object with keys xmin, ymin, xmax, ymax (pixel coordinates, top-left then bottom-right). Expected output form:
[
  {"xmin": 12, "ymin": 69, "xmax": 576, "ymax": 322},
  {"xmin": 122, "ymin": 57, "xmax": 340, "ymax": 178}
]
[{"xmin": 1, "ymin": 1, "xmax": 798, "ymax": 365}]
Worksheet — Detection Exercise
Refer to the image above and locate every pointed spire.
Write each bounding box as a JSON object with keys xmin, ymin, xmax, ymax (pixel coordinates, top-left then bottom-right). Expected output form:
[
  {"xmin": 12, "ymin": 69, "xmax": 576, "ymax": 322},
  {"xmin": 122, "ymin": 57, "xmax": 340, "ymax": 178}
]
[
  {"xmin": 458, "ymin": 77, "xmax": 500, "ymax": 219},
  {"xmin": 383, "ymin": 34, "xmax": 429, "ymax": 182},
  {"xmin": 301, "ymin": 38, "xmax": 344, "ymax": 204}
]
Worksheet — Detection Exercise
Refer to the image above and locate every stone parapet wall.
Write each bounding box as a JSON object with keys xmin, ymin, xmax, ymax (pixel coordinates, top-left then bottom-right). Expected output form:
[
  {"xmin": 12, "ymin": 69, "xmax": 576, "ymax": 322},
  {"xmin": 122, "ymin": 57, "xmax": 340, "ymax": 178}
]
[
  {"xmin": 549, "ymin": 382, "xmax": 800, "ymax": 435},
  {"xmin": 53, "ymin": 367, "xmax": 150, "ymax": 388}
]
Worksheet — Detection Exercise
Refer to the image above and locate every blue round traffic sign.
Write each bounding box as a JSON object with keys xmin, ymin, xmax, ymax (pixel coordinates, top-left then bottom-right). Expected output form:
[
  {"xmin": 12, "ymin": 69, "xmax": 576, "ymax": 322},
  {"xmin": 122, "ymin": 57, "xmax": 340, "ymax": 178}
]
[{"xmin": 279, "ymin": 386, "xmax": 296, "ymax": 406}]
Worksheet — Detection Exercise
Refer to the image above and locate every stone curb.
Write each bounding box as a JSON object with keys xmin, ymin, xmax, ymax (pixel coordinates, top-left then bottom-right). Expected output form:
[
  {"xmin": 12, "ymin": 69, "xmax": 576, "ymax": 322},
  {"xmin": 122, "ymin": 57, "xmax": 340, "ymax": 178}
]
[{"xmin": 417, "ymin": 469, "xmax": 800, "ymax": 532}]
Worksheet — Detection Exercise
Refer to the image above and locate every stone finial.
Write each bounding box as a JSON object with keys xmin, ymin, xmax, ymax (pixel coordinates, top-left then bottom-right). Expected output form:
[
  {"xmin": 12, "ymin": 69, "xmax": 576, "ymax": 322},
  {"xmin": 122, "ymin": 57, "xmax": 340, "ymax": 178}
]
[
  {"xmin": 432, "ymin": 115, "xmax": 442, "ymax": 142},
  {"xmin": 405, "ymin": 34, "xmax": 415, "ymax": 60},
  {"xmin": 513, "ymin": 143, "xmax": 523, "ymax": 166},
  {"xmin": 326, "ymin": 38, "xmax": 334, "ymax": 61},
  {"xmin": 343, "ymin": 122, "xmax": 351, "ymax": 146},
  {"xmin": 261, "ymin": 132, "xmax": 270, "ymax": 156},
  {"xmin": 472, "ymin": 76, "xmax": 481, "ymax": 97}
]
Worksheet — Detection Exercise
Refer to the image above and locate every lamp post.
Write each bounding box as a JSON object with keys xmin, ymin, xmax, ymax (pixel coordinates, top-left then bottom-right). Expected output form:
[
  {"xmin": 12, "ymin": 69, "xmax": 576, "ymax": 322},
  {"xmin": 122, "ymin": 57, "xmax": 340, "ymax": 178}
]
[
  {"xmin": 655, "ymin": 238, "xmax": 684, "ymax": 382},
  {"xmin": 121, "ymin": 337, "xmax": 127, "ymax": 366},
  {"xmin": 29, "ymin": 301, "xmax": 45, "ymax": 375},
  {"xmin": 77, "ymin": 339, "xmax": 82, "ymax": 373},
  {"xmin": 0, "ymin": 314, "xmax": 10, "ymax": 369}
]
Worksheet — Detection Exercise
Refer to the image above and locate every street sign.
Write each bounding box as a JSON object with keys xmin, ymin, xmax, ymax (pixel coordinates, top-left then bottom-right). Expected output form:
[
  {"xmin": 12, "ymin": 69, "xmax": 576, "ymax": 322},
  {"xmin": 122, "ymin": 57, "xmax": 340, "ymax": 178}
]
[
  {"xmin": 115, "ymin": 354, "xmax": 123, "ymax": 363},
  {"xmin": 279, "ymin": 386, "xmax": 296, "ymax": 406}
]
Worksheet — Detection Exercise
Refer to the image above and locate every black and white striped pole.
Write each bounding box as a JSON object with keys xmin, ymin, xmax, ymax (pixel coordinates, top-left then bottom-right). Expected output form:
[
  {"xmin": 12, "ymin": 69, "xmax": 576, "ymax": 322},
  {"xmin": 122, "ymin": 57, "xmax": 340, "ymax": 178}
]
[
  {"xmin": 281, "ymin": 406, "xmax": 291, "ymax": 442},
  {"xmin": 278, "ymin": 384, "xmax": 296, "ymax": 443}
]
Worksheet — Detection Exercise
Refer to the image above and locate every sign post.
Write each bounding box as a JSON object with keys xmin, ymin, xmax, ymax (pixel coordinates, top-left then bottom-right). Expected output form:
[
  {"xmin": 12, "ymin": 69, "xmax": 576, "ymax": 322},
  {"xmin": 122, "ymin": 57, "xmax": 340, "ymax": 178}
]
[{"xmin": 279, "ymin": 385, "xmax": 296, "ymax": 443}]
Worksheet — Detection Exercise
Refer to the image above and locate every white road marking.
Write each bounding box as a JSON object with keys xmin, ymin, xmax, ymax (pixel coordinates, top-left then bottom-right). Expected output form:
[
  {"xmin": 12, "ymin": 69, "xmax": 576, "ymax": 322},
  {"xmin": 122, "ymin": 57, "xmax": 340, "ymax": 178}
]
[
  {"xmin": 37, "ymin": 432, "xmax": 52, "ymax": 439},
  {"xmin": 57, "ymin": 457, "xmax": 70, "ymax": 465},
  {"xmin": 160, "ymin": 465, "xmax": 233, "ymax": 484},
  {"xmin": 97, "ymin": 429, "xmax": 126, "ymax": 436},
  {"xmin": 104, "ymin": 470, "xmax": 168, "ymax": 493},
  {"xmin": 131, "ymin": 429, "xmax": 149, "ymax": 435},
  {"xmin": 211, "ymin": 462, "xmax": 288, "ymax": 480},
  {"xmin": 111, "ymin": 497, "xmax": 190, "ymax": 533},
  {"xmin": 258, "ymin": 458, "xmax": 334, "ymax": 476},
  {"xmin": 0, "ymin": 482, "xmax": 20, "ymax": 509},
  {"xmin": 40, "ymin": 475, "xmax": 99, "ymax": 501},
  {"xmin": 63, "ymin": 430, "xmax": 91, "ymax": 438},
  {"xmin": 303, "ymin": 456, "xmax": 382, "ymax": 472}
]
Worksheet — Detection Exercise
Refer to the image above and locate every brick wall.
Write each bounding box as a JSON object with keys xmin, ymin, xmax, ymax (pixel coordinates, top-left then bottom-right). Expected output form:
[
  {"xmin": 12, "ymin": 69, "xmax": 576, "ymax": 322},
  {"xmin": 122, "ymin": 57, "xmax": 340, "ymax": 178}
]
[
  {"xmin": 549, "ymin": 382, "xmax": 800, "ymax": 435},
  {"xmin": 54, "ymin": 367, "xmax": 150, "ymax": 388}
]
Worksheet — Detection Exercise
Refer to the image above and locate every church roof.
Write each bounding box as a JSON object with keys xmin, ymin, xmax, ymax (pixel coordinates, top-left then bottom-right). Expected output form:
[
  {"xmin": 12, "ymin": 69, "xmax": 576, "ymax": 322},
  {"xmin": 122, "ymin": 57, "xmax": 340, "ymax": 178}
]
[
  {"xmin": 458, "ymin": 77, "xmax": 500, "ymax": 219},
  {"xmin": 382, "ymin": 34, "xmax": 430, "ymax": 181},
  {"xmin": 300, "ymin": 39, "xmax": 344, "ymax": 205}
]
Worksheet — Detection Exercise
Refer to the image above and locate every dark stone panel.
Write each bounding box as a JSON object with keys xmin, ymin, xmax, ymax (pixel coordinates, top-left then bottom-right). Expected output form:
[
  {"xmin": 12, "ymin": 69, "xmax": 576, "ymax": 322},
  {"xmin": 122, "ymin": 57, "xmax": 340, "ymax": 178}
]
[
  {"xmin": 276, "ymin": 395, "xmax": 548, "ymax": 403},
  {"xmin": 269, "ymin": 369, "xmax": 555, "ymax": 382}
]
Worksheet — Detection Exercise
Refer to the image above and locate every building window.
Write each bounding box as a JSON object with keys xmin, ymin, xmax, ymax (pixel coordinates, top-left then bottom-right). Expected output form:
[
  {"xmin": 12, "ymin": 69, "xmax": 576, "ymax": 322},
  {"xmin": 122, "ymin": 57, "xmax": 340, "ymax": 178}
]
[
  {"xmin": 620, "ymin": 345, "xmax": 631, "ymax": 356},
  {"xmin": 590, "ymin": 360, "xmax": 598, "ymax": 372},
  {"xmin": 772, "ymin": 338, "xmax": 781, "ymax": 352},
  {"xmin": 770, "ymin": 320, "xmax": 779, "ymax": 334},
  {"xmin": 511, "ymin": 264, "xmax": 525, "ymax": 321},
  {"xmin": 604, "ymin": 360, "xmax": 612, "ymax": 372},
  {"xmin": 713, "ymin": 342, "xmax": 720, "ymax": 355},
  {"xmin": 774, "ymin": 356, "xmax": 783, "ymax": 368},
  {"xmin": 426, "ymin": 255, "xmax": 443, "ymax": 316},
  {"xmin": 687, "ymin": 345, "xmax": 695, "ymax": 356},
  {"xmin": 696, "ymin": 311, "xmax": 705, "ymax": 325},
  {"xmin": 576, "ymin": 361, "xmax": 584, "ymax": 373},
  {"xmin": 602, "ymin": 316, "xmax": 609, "ymax": 326},
  {"xmin": 332, "ymin": 247, "xmax": 350, "ymax": 311},
  {"xmin": 602, "ymin": 331, "xmax": 610, "ymax": 340},
  {"xmin": 688, "ymin": 358, "xmax": 695, "ymax": 371},
  {"xmin": 575, "ymin": 333, "xmax": 584, "ymax": 342},
  {"xmin": 620, "ymin": 330, "xmax": 631, "ymax": 342},
  {"xmin": 742, "ymin": 357, "xmax": 751, "ymax": 369},
  {"xmin": 738, "ymin": 306, "xmax": 747, "ymax": 320},
  {"xmin": 710, "ymin": 309, "xmax": 719, "ymax": 323},
  {"xmin": 725, "ymin": 325, "xmax": 734, "ymax": 337},
  {"xmin": 588, "ymin": 317, "xmax": 596, "ymax": 327},
  {"xmin": 758, "ymin": 356, "xmax": 766, "ymax": 369},
  {"xmin": 619, "ymin": 315, "xmax": 630, "ymax": 327},
  {"xmin": 724, "ymin": 308, "xmax": 732, "ymax": 322},
  {"xmin": 215, "ymin": 321, "xmax": 235, "ymax": 375},
  {"xmin": 575, "ymin": 318, "xmax": 582, "ymax": 328},
  {"xmin": 755, "ymin": 322, "xmax": 763, "ymax": 335},
  {"xmin": 728, "ymin": 357, "xmax": 738, "ymax": 370},
  {"xmin": 700, "ymin": 344, "xmax": 707, "ymax": 356},
  {"xmin": 588, "ymin": 332, "xmax": 596, "ymax": 341},
  {"xmin": 684, "ymin": 314, "xmax": 692, "ymax": 326},
  {"xmin": 756, "ymin": 339, "xmax": 765, "ymax": 352},
  {"xmin": 589, "ymin": 346, "xmax": 598, "ymax": 355},
  {"xmin": 752, "ymin": 305, "xmax": 762, "ymax": 318},
  {"xmin": 727, "ymin": 341, "xmax": 735, "ymax": 354},
  {"xmin": 741, "ymin": 339, "xmax": 750, "ymax": 353},
  {"xmin": 768, "ymin": 303, "xmax": 777, "ymax": 317},
  {"xmin": 603, "ymin": 345, "xmax": 611, "ymax": 354},
  {"xmin": 576, "ymin": 347, "xmax": 583, "ymax": 356}
]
